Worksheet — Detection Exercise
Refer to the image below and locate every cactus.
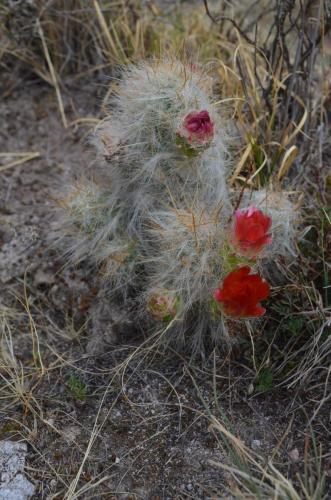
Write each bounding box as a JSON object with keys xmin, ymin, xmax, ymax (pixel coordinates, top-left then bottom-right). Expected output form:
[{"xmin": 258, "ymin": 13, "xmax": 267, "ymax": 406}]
[{"xmin": 55, "ymin": 59, "xmax": 296, "ymax": 349}]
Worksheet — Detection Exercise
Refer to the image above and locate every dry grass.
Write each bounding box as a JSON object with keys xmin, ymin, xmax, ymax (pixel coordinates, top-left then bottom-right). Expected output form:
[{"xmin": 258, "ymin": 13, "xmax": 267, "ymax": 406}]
[
  {"xmin": 208, "ymin": 415, "xmax": 327, "ymax": 499},
  {"xmin": 1, "ymin": 0, "xmax": 330, "ymax": 497}
]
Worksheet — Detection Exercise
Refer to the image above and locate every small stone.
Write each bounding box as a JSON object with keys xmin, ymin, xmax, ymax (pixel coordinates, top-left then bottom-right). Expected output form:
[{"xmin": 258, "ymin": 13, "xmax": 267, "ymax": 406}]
[
  {"xmin": 251, "ymin": 439, "xmax": 261, "ymax": 450},
  {"xmin": 61, "ymin": 425, "xmax": 81, "ymax": 444},
  {"xmin": 49, "ymin": 479, "xmax": 57, "ymax": 490},
  {"xmin": 289, "ymin": 448, "xmax": 299, "ymax": 462},
  {"xmin": 34, "ymin": 269, "xmax": 55, "ymax": 286}
]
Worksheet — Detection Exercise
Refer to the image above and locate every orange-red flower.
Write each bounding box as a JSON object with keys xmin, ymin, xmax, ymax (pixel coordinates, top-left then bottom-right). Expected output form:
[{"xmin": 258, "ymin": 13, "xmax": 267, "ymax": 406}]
[
  {"xmin": 181, "ymin": 110, "xmax": 214, "ymax": 145},
  {"xmin": 213, "ymin": 266, "xmax": 270, "ymax": 318},
  {"xmin": 232, "ymin": 207, "xmax": 272, "ymax": 256}
]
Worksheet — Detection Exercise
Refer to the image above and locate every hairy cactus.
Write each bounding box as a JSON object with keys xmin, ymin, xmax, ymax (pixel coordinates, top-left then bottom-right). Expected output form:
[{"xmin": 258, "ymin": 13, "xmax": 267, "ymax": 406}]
[{"xmin": 56, "ymin": 59, "xmax": 296, "ymax": 349}]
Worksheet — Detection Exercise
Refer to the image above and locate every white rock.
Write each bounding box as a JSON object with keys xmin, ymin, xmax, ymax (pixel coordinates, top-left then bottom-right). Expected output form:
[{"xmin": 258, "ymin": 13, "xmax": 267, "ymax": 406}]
[
  {"xmin": 0, "ymin": 441, "xmax": 35, "ymax": 500},
  {"xmin": 289, "ymin": 448, "xmax": 300, "ymax": 462},
  {"xmin": 61, "ymin": 425, "xmax": 81, "ymax": 444},
  {"xmin": 251, "ymin": 439, "xmax": 261, "ymax": 450},
  {"xmin": 34, "ymin": 269, "xmax": 55, "ymax": 286}
]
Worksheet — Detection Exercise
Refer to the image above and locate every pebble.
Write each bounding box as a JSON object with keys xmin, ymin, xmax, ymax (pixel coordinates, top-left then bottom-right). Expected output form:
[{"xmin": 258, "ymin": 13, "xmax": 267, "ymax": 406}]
[
  {"xmin": 251, "ymin": 439, "xmax": 261, "ymax": 450},
  {"xmin": 289, "ymin": 448, "xmax": 300, "ymax": 462}
]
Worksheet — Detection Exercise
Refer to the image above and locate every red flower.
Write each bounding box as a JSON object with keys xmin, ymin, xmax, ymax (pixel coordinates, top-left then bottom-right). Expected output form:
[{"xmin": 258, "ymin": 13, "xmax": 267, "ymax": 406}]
[
  {"xmin": 181, "ymin": 110, "xmax": 214, "ymax": 145},
  {"xmin": 232, "ymin": 207, "xmax": 272, "ymax": 256},
  {"xmin": 213, "ymin": 266, "xmax": 270, "ymax": 318}
]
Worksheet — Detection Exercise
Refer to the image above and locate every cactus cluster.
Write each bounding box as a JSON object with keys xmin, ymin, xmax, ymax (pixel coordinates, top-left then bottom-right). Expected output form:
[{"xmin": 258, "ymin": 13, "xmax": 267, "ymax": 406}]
[{"xmin": 56, "ymin": 59, "xmax": 296, "ymax": 349}]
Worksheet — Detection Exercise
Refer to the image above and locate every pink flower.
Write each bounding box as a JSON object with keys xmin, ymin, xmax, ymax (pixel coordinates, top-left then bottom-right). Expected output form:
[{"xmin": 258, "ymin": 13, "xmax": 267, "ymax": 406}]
[
  {"xmin": 180, "ymin": 110, "xmax": 214, "ymax": 145},
  {"xmin": 232, "ymin": 207, "xmax": 272, "ymax": 256},
  {"xmin": 214, "ymin": 266, "xmax": 270, "ymax": 318},
  {"xmin": 147, "ymin": 290, "xmax": 178, "ymax": 321},
  {"xmin": 188, "ymin": 62, "xmax": 200, "ymax": 73}
]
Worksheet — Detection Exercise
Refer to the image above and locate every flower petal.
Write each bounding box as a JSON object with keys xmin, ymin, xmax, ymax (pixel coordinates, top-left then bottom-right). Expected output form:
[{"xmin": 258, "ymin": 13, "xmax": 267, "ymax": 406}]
[{"xmin": 214, "ymin": 267, "xmax": 270, "ymax": 318}]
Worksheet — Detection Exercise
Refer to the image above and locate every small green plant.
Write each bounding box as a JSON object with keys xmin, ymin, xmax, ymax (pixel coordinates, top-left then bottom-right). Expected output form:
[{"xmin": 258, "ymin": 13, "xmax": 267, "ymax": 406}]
[
  {"xmin": 285, "ymin": 316, "xmax": 305, "ymax": 336},
  {"xmin": 67, "ymin": 376, "xmax": 87, "ymax": 402},
  {"xmin": 255, "ymin": 368, "xmax": 273, "ymax": 392}
]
